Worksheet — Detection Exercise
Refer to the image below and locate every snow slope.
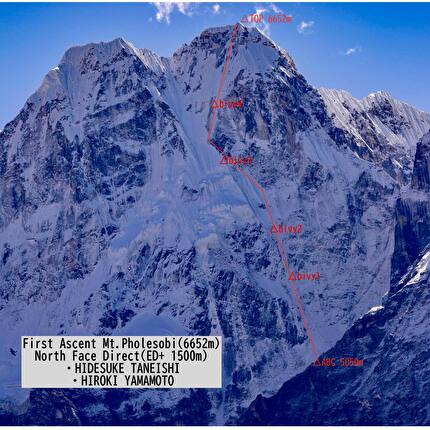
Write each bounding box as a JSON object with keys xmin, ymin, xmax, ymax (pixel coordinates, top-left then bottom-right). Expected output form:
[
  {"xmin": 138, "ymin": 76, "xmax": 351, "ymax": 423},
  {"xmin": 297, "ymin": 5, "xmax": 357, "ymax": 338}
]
[{"xmin": 241, "ymin": 244, "xmax": 430, "ymax": 425}]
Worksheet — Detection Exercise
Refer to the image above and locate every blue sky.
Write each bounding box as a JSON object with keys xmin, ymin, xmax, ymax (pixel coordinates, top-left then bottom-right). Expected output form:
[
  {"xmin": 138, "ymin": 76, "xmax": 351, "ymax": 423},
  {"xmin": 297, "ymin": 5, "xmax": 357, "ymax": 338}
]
[{"xmin": 0, "ymin": 2, "xmax": 429, "ymax": 128}]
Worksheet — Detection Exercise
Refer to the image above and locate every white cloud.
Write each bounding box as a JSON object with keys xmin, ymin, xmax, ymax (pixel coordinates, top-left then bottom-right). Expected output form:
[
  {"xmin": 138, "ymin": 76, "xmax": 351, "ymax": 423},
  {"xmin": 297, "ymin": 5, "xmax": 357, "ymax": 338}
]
[
  {"xmin": 297, "ymin": 20, "xmax": 314, "ymax": 34},
  {"xmin": 255, "ymin": 7, "xmax": 268, "ymax": 15},
  {"xmin": 269, "ymin": 3, "xmax": 282, "ymax": 13},
  {"xmin": 151, "ymin": 2, "xmax": 192, "ymax": 24},
  {"xmin": 212, "ymin": 4, "xmax": 220, "ymax": 14},
  {"xmin": 176, "ymin": 2, "xmax": 191, "ymax": 16},
  {"xmin": 344, "ymin": 46, "xmax": 362, "ymax": 55}
]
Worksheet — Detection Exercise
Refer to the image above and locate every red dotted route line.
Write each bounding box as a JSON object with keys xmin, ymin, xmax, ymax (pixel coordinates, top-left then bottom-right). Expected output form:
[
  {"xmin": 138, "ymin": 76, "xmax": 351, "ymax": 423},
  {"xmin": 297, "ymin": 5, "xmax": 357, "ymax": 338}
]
[{"xmin": 207, "ymin": 23, "xmax": 319, "ymax": 360}]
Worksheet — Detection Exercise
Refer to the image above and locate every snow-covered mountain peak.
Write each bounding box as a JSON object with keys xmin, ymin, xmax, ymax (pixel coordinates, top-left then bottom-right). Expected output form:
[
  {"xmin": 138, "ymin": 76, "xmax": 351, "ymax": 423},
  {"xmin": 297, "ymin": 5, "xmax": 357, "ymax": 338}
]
[
  {"xmin": 171, "ymin": 22, "xmax": 295, "ymax": 77},
  {"xmin": 60, "ymin": 37, "xmax": 164, "ymax": 72},
  {"xmin": 63, "ymin": 36, "xmax": 145, "ymax": 63},
  {"xmin": 19, "ymin": 36, "xmax": 169, "ymax": 136},
  {"xmin": 201, "ymin": 23, "xmax": 237, "ymax": 35},
  {"xmin": 365, "ymin": 90, "xmax": 392, "ymax": 101},
  {"xmin": 319, "ymin": 86, "xmax": 430, "ymax": 179}
]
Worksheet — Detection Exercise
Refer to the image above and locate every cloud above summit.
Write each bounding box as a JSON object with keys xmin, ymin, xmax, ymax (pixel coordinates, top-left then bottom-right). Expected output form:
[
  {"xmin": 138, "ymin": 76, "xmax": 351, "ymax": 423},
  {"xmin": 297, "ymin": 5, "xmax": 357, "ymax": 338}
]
[
  {"xmin": 151, "ymin": 2, "xmax": 193, "ymax": 24},
  {"xmin": 343, "ymin": 46, "xmax": 362, "ymax": 55},
  {"xmin": 297, "ymin": 20, "xmax": 314, "ymax": 34}
]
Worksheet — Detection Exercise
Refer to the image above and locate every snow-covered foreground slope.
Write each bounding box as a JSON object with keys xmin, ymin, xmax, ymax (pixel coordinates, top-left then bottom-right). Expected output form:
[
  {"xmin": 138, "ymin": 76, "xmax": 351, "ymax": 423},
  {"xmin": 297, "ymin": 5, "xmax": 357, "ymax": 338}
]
[{"xmin": 1, "ymin": 24, "xmax": 429, "ymax": 424}]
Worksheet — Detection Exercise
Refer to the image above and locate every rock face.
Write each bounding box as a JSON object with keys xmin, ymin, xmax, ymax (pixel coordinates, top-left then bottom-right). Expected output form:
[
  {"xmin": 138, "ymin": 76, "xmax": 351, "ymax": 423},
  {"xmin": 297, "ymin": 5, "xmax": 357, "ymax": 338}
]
[
  {"xmin": 1, "ymin": 24, "xmax": 430, "ymax": 424},
  {"xmin": 240, "ymin": 244, "xmax": 430, "ymax": 425},
  {"xmin": 391, "ymin": 131, "xmax": 430, "ymax": 286},
  {"xmin": 412, "ymin": 131, "xmax": 430, "ymax": 191}
]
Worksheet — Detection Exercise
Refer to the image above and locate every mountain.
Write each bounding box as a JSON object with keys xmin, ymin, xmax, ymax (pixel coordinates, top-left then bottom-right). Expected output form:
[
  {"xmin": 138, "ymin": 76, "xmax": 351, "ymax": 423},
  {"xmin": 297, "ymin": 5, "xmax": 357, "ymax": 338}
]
[
  {"xmin": 240, "ymin": 242, "xmax": 430, "ymax": 425},
  {"xmin": 1, "ymin": 23, "xmax": 429, "ymax": 425},
  {"xmin": 319, "ymin": 88, "xmax": 430, "ymax": 182}
]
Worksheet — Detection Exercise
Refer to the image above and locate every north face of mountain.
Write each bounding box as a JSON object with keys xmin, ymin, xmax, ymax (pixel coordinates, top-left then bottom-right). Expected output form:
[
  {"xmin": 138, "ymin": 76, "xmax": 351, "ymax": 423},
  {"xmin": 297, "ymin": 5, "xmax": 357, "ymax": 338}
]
[
  {"xmin": 1, "ymin": 24, "xmax": 430, "ymax": 425},
  {"xmin": 240, "ymin": 243, "xmax": 430, "ymax": 425}
]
